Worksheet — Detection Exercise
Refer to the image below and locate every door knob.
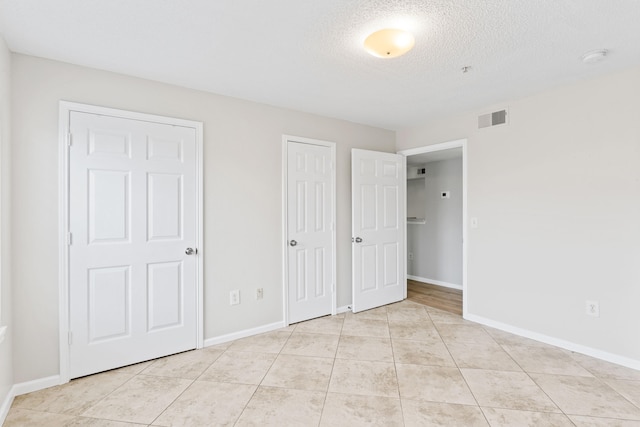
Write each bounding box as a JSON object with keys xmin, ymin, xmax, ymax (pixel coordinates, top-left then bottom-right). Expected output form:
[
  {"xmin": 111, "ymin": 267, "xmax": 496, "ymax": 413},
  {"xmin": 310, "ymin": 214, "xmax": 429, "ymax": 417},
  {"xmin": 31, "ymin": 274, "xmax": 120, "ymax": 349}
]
[
  {"xmin": 355, "ymin": 237, "xmax": 363, "ymax": 243},
  {"xmin": 185, "ymin": 247, "xmax": 196, "ymax": 255},
  {"xmin": 289, "ymin": 240, "xmax": 298, "ymax": 247}
]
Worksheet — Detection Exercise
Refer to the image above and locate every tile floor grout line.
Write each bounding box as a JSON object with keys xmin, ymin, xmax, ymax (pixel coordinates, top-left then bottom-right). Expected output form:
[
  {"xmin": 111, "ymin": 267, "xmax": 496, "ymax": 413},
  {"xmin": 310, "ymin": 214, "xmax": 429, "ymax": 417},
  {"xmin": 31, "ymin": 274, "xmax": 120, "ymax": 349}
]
[
  {"xmin": 317, "ymin": 337, "xmax": 340, "ymax": 427},
  {"xmin": 606, "ymin": 379, "xmax": 640, "ymax": 412},
  {"xmin": 73, "ymin": 363, "xmax": 144, "ymax": 421},
  {"xmin": 312, "ymin": 312, "xmax": 344, "ymax": 426},
  {"xmin": 426, "ymin": 305, "xmax": 569, "ymax": 424},
  {"xmin": 522, "ymin": 368, "xmax": 572, "ymax": 418},
  {"xmin": 474, "ymin": 327, "xmax": 572, "ymax": 418},
  {"xmin": 232, "ymin": 329, "xmax": 291, "ymax": 427},
  {"xmin": 387, "ymin": 307, "xmax": 407, "ymax": 427},
  {"xmin": 145, "ymin": 347, "xmax": 227, "ymax": 426}
]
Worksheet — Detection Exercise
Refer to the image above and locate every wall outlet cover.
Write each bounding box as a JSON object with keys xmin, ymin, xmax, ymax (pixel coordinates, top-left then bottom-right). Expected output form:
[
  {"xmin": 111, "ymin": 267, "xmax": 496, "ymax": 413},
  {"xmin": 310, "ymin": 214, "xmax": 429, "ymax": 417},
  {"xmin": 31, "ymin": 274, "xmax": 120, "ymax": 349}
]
[
  {"xmin": 585, "ymin": 300, "xmax": 599, "ymax": 317},
  {"xmin": 230, "ymin": 290, "xmax": 240, "ymax": 305}
]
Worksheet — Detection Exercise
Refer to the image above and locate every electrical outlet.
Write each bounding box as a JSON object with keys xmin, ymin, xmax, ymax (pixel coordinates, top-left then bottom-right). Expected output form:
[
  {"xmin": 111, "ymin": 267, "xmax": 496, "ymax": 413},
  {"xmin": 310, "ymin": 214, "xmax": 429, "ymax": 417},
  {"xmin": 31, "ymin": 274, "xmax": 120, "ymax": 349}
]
[
  {"xmin": 408, "ymin": 252, "xmax": 414, "ymax": 261},
  {"xmin": 230, "ymin": 290, "xmax": 240, "ymax": 306},
  {"xmin": 585, "ymin": 300, "xmax": 599, "ymax": 317},
  {"xmin": 256, "ymin": 288, "xmax": 264, "ymax": 300}
]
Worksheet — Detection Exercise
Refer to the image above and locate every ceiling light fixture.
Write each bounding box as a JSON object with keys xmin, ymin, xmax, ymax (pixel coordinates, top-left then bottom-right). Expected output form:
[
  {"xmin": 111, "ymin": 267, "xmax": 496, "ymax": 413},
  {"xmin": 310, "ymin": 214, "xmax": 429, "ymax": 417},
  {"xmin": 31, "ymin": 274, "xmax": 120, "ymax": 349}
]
[
  {"xmin": 581, "ymin": 49, "xmax": 608, "ymax": 64},
  {"xmin": 364, "ymin": 29, "xmax": 415, "ymax": 58}
]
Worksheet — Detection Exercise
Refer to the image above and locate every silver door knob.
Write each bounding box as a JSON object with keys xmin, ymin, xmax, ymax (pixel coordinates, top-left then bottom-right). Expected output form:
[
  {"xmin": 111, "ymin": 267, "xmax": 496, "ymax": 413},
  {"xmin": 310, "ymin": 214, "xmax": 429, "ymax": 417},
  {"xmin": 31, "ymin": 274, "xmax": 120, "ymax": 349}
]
[
  {"xmin": 289, "ymin": 240, "xmax": 297, "ymax": 247},
  {"xmin": 185, "ymin": 247, "xmax": 196, "ymax": 255},
  {"xmin": 355, "ymin": 237, "xmax": 363, "ymax": 243}
]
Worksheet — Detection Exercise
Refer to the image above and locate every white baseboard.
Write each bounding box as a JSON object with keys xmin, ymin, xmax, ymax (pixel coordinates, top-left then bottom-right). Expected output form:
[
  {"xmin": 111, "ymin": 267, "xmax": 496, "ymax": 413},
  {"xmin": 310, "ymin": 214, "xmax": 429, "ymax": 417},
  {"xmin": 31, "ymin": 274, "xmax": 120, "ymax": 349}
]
[
  {"xmin": 407, "ymin": 275, "xmax": 462, "ymax": 291},
  {"xmin": 203, "ymin": 321, "xmax": 286, "ymax": 347},
  {"xmin": 1, "ymin": 374, "xmax": 63, "ymax": 424},
  {"xmin": 465, "ymin": 313, "xmax": 640, "ymax": 371},
  {"xmin": 12, "ymin": 375, "xmax": 62, "ymax": 396},
  {"xmin": 0, "ymin": 386, "xmax": 15, "ymax": 426}
]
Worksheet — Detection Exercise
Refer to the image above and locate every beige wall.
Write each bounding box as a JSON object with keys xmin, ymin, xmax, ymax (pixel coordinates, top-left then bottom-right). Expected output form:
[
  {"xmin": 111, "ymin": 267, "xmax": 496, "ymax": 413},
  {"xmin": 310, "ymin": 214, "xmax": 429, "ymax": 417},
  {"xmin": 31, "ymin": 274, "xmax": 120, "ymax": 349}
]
[
  {"xmin": 11, "ymin": 54, "xmax": 395, "ymax": 383},
  {"xmin": 397, "ymin": 66, "xmax": 640, "ymax": 363},
  {"xmin": 0, "ymin": 36, "xmax": 13, "ymax": 408},
  {"xmin": 9, "ymin": 50, "xmax": 640, "ymax": 385}
]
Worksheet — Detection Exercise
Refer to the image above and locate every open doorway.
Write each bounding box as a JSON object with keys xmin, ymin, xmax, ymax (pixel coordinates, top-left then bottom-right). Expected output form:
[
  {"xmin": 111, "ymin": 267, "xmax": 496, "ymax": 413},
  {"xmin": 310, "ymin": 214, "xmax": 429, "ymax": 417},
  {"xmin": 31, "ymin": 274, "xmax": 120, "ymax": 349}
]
[{"xmin": 399, "ymin": 140, "xmax": 467, "ymax": 316}]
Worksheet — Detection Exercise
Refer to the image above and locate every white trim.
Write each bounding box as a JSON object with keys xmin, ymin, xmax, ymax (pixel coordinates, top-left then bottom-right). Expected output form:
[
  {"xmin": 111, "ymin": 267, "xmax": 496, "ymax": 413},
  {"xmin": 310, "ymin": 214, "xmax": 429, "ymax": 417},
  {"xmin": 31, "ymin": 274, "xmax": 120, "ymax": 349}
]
[
  {"xmin": 194, "ymin": 120, "xmax": 204, "ymax": 350},
  {"xmin": 399, "ymin": 139, "xmax": 467, "ymax": 157},
  {"xmin": 58, "ymin": 101, "xmax": 204, "ymax": 383},
  {"xmin": 466, "ymin": 313, "xmax": 640, "ymax": 371},
  {"xmin": 462, "ymin": 141, "xmax": 468, "ymax": 318},
  {"xmin": 1, "ymin": 374, "xmax": 64, "ymax": 424},
  {"xmin": 12, "ymin": 375, "xmax": 61, "ymax": 396},
  {"xmin": 407, "ymin": 275, "xmax": 462, "ymax": 291},
  {"xmin": 281, "ymin": 135, "xmax": 337, "ymax": 326},
  {"xmin": 0, "ymin": 387, "xmax": 14, "ymax": 426},
  {"xmin": 203, "ymin": 321, "xmax": 286, "ymax": 347},
  {"xmin": 401, "ymin": 155, "xmax": 407, "ymax": 300},
  {"xmin": 398, "ymin": 139, "xmax": 468, "ymax": 316},
  {"xmin": 58, "ymin": 104, "xmax": 71, "ymax": 383}
]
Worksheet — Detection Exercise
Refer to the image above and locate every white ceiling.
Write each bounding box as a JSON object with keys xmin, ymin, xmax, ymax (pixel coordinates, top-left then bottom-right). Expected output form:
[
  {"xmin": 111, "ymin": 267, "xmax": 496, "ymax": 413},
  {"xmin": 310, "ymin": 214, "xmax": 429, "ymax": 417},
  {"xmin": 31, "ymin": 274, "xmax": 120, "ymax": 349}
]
[{"xmin": 1, "ymin": 0, "xmax": 639, "ymax": 130}]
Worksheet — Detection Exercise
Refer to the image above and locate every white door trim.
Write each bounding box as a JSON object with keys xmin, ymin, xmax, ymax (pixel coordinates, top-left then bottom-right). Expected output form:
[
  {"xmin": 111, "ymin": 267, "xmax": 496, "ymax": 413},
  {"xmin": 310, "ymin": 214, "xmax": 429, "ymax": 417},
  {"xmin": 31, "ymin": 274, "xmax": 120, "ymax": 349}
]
[
  {"xmin": 282, "ymin": 135, "xmax": 337, "ymax": 325},
  {"xmin": 397, "ymin": 139, "xmax": 468, "ymax": 317},
  {"xmin": 58, "ymin": 101, "xmax": 204, "ymax": 384}
]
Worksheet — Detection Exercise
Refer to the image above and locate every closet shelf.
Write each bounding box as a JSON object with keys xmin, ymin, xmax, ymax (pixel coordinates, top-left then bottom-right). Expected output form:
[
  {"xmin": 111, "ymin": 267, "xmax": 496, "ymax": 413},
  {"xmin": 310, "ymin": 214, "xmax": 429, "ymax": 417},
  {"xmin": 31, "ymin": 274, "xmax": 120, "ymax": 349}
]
[{"xmin": 407, "ymin": 217, "xmax": 426, "ymax": 224}]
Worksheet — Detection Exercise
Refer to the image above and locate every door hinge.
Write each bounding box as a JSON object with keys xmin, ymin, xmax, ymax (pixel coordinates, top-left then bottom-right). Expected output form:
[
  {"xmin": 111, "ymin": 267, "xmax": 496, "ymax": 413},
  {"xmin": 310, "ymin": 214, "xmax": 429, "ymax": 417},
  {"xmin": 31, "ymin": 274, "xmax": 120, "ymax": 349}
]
[
  {"xmin": 67, "ymin": 133, "xmax": 72, "ymax": 147},
  {"xmin": 67, "ymin": 232, "xmax": 73, "ymax": 246},
  {"xmin": 68, "ymin": 331, "xmax": 73, "ymax": 345}
]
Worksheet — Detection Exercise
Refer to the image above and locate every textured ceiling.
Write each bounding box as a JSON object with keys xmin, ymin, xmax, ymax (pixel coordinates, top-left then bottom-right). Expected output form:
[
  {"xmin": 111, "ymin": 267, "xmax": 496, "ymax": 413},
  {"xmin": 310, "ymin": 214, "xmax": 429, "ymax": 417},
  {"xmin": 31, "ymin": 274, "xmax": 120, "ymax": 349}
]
[{"xmin": 1, "ymin": 0, "xmax": 639, "ymax": 130}]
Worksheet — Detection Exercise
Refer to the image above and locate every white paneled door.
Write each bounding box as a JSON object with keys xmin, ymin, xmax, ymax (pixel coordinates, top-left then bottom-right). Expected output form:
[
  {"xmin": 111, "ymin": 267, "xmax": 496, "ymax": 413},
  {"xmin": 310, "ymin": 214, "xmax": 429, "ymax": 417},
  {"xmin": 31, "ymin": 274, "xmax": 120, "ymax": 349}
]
[
  {"xmin": 351, "ymin": 149, "xmax": 406, "ymax": 313},
  {"xmin": 68, "ymin": 111, "xmax": 198, "ymax": 379},
  {"xmin": 286, "ymin": 140, "xmax": 334, "ymax": 324}
]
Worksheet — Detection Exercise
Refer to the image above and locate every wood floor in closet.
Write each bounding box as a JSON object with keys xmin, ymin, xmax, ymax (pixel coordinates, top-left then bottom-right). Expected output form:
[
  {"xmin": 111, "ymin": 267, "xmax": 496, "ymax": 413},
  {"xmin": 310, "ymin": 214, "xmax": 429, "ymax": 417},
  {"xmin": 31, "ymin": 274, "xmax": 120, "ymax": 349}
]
[{"xmin": 407, "ymin": 279, "xmax": 463, "ymax": 315}]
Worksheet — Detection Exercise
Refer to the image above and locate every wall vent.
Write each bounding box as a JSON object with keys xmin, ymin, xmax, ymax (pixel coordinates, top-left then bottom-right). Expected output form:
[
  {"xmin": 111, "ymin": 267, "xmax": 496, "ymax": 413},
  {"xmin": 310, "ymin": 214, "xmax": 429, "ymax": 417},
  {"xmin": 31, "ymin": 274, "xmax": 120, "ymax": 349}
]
[
  {"xmin": 407, "ymin": 165, "xmax": 426, "ymax": 179},
  {"xmin": 478, "ymin": 109, "xmax": 508, "ymax": 129}
]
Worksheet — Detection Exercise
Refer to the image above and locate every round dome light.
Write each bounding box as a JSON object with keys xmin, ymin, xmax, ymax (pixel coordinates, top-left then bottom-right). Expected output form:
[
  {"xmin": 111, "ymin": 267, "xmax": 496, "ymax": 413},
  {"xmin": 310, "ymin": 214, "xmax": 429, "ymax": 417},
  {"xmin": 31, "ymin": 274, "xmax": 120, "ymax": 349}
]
[{"xmin": 364, "ymin": 29, "xmax": 415, "ymax": 59}]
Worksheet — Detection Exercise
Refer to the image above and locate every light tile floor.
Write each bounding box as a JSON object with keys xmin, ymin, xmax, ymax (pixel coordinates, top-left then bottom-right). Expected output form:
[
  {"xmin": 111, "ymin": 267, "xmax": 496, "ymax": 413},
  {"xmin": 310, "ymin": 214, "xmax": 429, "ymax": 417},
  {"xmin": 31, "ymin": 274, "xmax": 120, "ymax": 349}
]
[{"xmin": 5, "ymin": 300, "xmax": 640, "ymax": 426}]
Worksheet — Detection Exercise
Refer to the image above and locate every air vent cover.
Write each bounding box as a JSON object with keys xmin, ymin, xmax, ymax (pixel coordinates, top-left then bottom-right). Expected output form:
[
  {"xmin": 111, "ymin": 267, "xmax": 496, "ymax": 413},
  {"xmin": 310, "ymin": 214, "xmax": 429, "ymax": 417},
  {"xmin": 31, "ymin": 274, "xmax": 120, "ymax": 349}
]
[{"xmin": 478, "ymin": 109, "xmax": 508, "ymax": 129}]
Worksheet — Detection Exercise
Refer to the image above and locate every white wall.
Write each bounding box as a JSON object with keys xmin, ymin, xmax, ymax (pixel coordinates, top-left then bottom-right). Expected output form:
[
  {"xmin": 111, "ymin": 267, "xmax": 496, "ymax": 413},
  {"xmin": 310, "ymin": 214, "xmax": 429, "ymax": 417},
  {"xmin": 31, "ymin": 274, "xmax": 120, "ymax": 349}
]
[
  {"xmin": 0, "ymin": 35, "xmax": 13, "ymax": 414},
  {"xmin": 397, "ymin": 66, "xmax": 640, "ymax": 363},
  {"xmin": 11, "ymin": 54, "xmax": 395, "ymax": 383},
  {"xmin": 408, "ymin": 158, "xmax": 463, "ymax": 286}
]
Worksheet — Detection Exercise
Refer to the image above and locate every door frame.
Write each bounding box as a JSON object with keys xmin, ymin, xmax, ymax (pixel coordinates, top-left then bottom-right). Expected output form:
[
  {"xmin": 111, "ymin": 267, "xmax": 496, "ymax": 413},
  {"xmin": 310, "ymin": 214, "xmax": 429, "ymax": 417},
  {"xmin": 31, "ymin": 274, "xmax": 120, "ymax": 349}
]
[
  {"xmin": 58, "ymin": 101, "xmax": 204, "ymax": 383},
  {"xmin": 281, "ymin": 135, "xmax": 337, "ymax": 325},
  {"xmin": 397, "ymin": 139, "xmax": 468, "ymax": 317}
]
